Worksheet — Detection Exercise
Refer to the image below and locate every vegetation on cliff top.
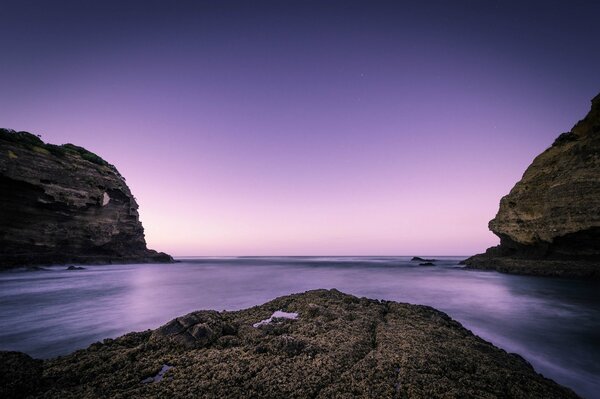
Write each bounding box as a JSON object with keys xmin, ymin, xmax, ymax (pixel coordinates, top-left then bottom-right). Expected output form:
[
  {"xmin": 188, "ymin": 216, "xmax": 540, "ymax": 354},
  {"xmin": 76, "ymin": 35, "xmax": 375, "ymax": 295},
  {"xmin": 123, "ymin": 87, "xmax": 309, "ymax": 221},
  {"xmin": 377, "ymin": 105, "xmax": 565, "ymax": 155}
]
[{"xmin": 0, "ymin": 128, "xmax": 110, "ymax": 167}]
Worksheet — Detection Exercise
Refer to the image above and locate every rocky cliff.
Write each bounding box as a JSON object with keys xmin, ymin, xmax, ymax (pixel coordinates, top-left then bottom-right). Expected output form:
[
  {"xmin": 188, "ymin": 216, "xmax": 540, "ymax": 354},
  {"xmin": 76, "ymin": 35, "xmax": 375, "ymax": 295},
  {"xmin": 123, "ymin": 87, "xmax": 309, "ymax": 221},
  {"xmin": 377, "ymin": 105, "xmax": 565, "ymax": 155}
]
[
  {"xmin": 0, "ymin": 290, "xmax": 579, "ymax": 398},
  {"xmin": 0, "ymin": 128, "xmax": 172, "ymax": 268},
  {"xmin": 464, "ymin": 93, "xmax": 600, "ymax": 278}
]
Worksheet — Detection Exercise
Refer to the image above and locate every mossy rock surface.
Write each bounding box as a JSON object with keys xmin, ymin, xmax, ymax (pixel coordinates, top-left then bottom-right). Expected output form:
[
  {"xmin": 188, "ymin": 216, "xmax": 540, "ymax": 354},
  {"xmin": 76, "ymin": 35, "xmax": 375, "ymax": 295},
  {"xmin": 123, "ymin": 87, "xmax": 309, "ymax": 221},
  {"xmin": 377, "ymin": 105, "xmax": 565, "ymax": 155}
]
[
  {"xmin": 0, "ymin": 129, "xmax": 110, "ymax": 166},
  {"xmin": 2, "ymin": 289, "xmax": 579, "ymax": 398}
]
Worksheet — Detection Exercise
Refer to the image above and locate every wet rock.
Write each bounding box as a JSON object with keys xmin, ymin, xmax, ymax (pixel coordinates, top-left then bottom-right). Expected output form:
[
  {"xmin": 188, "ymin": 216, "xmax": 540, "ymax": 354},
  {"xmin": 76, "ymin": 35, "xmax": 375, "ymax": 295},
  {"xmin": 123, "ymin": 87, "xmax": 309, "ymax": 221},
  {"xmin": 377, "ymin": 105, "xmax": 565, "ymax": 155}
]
[
  {"xmin": 66, "ymin": 265, "xmax": 86, "ymax": 270},
  {"xmin": 253, "ymin": 310, "xmax": 299, "ymax": 327},
  {"xmin": 464, "ymin": 93, "xmax": 600, "ymax": 278},
  {"xmin": 141, "ymin": 364, "xmax": 172, "ymax": 384},
  {"xmin": 9, "ymin": 289, "xmax": 579, "ymax": 398},
  {"xmin": 418, "ymin": 262, "xmax": 435, "ymax": 266},
  {"xmin": 0, "ymin": 128, "xmax": 172, "ymax": 269}
]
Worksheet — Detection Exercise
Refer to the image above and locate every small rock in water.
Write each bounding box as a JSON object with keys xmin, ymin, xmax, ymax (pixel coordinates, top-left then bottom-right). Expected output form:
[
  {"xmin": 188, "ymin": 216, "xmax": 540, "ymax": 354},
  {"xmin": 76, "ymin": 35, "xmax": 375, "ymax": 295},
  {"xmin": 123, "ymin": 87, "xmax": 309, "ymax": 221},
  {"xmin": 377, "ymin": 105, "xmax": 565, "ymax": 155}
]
[
  {"xmin": 419, "ymin": 262, "xmax": 435, "ymax": 266},
  {"xmin": 411, "ymin": 256, "xmax": 437, "ymax": 262},
  {"xmin": 253, "ymin": 310, "xmax": 299, "ymax": 328},
  {"xmin": 66, "ymin": 266, "xmax": 86, "ymax": 270},
  {"xmin": 141, "ymin": 364, "xmax": 172, "ymax": 384}
]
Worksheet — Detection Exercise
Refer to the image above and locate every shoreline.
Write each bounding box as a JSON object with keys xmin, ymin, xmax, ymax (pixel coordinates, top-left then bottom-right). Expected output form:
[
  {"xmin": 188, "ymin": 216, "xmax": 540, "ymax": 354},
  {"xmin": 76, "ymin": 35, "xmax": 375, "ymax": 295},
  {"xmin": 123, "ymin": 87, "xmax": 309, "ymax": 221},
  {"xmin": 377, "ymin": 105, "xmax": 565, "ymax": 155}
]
[
  {"xmin": 462, "ymin": 254, "xmax": 600, "ymax": 279},
  {"xmin": 4, "ymin": 254, "xmax": 598, "ymax": 281},
  {"xmin": 0, "ymin": 252, "xmax": 175, "ymax": 271}
]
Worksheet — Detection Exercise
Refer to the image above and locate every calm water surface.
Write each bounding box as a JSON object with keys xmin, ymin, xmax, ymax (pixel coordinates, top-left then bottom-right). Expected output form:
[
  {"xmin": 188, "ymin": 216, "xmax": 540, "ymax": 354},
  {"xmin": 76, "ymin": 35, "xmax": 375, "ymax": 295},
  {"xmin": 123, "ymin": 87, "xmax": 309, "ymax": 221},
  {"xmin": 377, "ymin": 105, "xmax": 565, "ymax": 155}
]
[{"xmin": 0, "ymin": 257, "xmax": 598, "ymax": 398}]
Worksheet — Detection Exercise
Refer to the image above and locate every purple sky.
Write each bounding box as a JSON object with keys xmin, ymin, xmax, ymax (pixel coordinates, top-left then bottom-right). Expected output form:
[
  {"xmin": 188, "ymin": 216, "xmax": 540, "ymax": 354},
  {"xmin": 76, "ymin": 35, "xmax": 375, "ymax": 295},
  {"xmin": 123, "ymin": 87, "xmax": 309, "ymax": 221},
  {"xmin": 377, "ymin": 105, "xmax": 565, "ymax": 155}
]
[{"xmin": 2, "ymin": 1, "xmax": 599, "ymax": 256}]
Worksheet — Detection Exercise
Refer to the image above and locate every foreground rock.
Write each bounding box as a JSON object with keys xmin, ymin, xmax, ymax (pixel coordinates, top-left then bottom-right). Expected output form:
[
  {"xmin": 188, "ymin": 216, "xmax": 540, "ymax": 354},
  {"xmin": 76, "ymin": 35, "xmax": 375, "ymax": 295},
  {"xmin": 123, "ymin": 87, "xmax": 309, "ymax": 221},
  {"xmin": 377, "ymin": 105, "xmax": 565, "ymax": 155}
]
[
  {"xmin": 464, "ymin": 94, "xmax": 600, "ymax": 278},
  {"xmin": 0, "ymin": 129, "xmax": 172, "ymax": 269},
  {"xmin": 0, "ymin": 352, "xmax": 43, "ymax": 398},
  {"xmin": 2, "ymin": 290, "xmax": 578, "ymax": 398}
]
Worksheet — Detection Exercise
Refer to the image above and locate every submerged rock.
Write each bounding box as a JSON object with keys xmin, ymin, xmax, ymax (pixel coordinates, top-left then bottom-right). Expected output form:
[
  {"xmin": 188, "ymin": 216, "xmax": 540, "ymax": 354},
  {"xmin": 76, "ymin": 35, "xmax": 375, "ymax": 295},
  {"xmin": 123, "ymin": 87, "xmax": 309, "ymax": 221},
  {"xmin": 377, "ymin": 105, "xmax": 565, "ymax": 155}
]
[
  {"xmin": 25, "ymin": 266, "xmax": 50, "ymax": 272},
  {"xmin": 0, "ymin": 129, "xmax": 172, "ymax": 269},
  {"xmin": 1, "ymin": 290, "xmax": 579, "ymax": 398},
  {"xmin": 465, "ymin": 94, "xmax": 600, "ymax": 278},
  {"xmin": 66, "ymin": 266, "xmax": 85, "ymax": 270}
]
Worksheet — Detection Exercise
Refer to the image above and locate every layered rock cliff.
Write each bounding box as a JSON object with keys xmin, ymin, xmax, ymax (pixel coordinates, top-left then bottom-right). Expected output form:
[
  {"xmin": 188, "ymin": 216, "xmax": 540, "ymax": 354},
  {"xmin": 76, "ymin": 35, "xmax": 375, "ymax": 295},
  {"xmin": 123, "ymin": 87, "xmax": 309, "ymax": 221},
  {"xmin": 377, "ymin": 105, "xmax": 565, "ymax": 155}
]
[
  {"xmin": 0, "ymin": 129, "xmax": 172, "ymax": 268},
  {"xmin": 0, "ymin": 290, "xmax": 579, "ymax": 398},
  {"xmin": 464, "ymin": 93, "xmax": 600, "ymax": 278}
]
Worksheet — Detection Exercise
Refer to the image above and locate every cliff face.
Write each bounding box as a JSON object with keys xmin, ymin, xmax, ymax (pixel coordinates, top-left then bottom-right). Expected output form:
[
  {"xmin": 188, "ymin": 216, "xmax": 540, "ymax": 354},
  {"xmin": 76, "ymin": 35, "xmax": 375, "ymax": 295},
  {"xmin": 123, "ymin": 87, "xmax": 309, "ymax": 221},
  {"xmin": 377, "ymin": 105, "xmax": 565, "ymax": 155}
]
[
  {"xmin": 0, "ymin": 290, "xmax": 579, "ymax": 398},
  {"xmin": 0, "ymin": 129, "xmax": 172, "ymax": 268},
  {"xmin": 465, "ymin": 93, "xmax": 600, "ymax": 277}
]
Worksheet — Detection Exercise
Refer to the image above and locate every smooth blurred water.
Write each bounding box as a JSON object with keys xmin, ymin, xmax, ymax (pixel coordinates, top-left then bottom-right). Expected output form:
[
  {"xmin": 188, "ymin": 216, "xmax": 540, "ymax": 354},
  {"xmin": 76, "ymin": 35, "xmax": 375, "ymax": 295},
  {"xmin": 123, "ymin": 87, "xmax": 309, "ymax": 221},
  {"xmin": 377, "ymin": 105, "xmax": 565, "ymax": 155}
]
[{"xmin": 0, "ymin": 257, "xmax": 598, "ymax": 398}]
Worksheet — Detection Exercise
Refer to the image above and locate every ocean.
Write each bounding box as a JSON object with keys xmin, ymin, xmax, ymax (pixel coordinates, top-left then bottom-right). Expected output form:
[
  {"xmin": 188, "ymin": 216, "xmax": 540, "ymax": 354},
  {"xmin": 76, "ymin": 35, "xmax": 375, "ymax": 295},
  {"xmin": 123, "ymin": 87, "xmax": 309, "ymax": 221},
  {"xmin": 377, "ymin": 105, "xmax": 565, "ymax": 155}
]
[{"xmin": 0, "ymin": 257, "xmax": 598, "ymax": 398}]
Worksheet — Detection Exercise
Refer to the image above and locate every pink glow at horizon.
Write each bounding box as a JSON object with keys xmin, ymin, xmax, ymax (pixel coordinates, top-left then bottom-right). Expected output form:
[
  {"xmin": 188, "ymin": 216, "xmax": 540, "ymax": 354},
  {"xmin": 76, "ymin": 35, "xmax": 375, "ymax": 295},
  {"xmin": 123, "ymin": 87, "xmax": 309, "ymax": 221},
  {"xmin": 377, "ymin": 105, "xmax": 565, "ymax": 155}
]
[
  {"xmin": 6, "ymin": 91, "xmax": 586, "ymax": 256},
  {"xmin": 2, "ymin": 1, "xmax": 599, "ymax": 256}
]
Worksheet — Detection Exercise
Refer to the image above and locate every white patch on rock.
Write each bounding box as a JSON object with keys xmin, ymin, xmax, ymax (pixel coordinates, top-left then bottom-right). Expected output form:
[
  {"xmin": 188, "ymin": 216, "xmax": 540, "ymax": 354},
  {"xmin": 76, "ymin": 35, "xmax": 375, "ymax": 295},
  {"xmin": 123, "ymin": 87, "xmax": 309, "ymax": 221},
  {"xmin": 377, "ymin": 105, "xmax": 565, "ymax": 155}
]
[
  {"xmin": 141, "ymin": 364, "xmax": 172, "ymax": 384},
  {"xmin": 102, "ymin": 192, "xmax": 110, "ymax": 206},
  {"xmin": 253, "ymin": 310, "xmax": 299, "ymax": 328}
]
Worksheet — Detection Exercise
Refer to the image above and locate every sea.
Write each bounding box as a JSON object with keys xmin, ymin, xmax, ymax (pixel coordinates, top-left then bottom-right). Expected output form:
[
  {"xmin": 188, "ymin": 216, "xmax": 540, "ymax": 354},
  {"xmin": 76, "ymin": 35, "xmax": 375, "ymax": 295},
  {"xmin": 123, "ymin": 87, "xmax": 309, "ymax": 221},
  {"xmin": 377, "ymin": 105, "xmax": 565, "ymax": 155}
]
[{"xmin": 0, "ymin": 257, "xmax": 598, "ymax": 398}]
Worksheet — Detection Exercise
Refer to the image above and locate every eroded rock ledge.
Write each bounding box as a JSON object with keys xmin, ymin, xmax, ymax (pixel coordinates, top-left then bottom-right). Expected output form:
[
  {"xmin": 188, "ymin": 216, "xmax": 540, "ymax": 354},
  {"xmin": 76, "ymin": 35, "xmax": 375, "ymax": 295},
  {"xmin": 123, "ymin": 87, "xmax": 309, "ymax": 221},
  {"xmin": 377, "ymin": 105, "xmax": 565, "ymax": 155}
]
[
  {"xmin": 0, "ymin": 129, "xmax": 172, "ymax": 268},
  {"xmin": 464, "ymin": 93, "xmax": 600, "ymax": 278},
  {"xmin": 0, "ymin": 290, "xmax": 578, "ymax": 398}
]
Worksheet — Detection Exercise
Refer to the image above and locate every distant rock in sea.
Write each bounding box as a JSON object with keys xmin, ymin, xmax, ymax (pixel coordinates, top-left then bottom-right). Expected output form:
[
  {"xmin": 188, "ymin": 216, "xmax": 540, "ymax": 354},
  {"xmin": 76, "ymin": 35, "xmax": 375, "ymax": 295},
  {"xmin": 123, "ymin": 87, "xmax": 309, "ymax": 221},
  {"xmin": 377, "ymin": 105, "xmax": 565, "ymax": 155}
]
[
  {"xmin": 0, "ymin": 290, "xmax": 579, "ymax": 398},
  {"xmin": 0, "ymin": 129, "xmax": 172, "ymax": 269},
  {"xmin": 66, "ymin": 266, "xmax": 86, "ymax": 271},
  {"xmin": 464, "ymin": 93, "xmax": 600, "ymax": 278},
  {"xmin": 411, "ymin": 256, "xmax": 437, "ymax": 262}
]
